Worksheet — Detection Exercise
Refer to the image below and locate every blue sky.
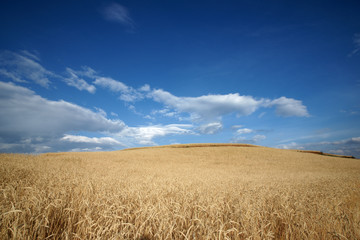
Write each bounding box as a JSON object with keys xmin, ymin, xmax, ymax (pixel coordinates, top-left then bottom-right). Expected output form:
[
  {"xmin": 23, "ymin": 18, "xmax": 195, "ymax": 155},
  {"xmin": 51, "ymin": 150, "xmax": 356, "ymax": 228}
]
[{"xmin": 1, "ymin": 0, "xmax": 360, "ymax": 157}]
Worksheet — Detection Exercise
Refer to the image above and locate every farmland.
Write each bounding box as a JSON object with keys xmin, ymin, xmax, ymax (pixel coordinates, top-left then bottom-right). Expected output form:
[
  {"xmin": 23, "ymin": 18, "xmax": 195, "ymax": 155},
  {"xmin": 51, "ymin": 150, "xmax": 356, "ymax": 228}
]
[{"xmin": 1, "ymin": 144, "xmax": 360, "ymax": 239}]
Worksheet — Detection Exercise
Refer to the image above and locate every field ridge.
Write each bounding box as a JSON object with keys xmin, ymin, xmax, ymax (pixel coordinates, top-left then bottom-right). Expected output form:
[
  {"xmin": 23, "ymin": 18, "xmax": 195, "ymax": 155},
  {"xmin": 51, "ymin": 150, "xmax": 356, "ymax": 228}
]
[{"xmin": 123, "ymin": 143, "xmax": 357, "ymax": 159}]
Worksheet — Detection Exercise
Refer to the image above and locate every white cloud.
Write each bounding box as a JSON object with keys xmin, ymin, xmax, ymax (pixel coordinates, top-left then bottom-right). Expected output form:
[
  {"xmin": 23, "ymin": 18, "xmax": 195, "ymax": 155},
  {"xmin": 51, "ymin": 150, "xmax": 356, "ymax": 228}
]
[
  {"xmin": 94, "ymin": 77, "xmax": 129, "ymax": 92},
  {"xmin": 139, "ymin": 84, "xmax": 151, "ymax": 92},
  {"xmin": 69, "ymin": 147, "xmax": 103, "ymax": 152},
  {"xmin": 64, "ymin": 67, "xmax": 145, "ymax": 102},
  {"xmin": 94, "ymin": 77, "xmax": 143, "ymax": 102},
  {"xmin": 111, "ymin": 112, "xmax": 119, "ymax": 117},
  {"xmin": 236, "ymin": 128, "xmax": 253, "ymax": 135},
  {"xmin": 150, "ymin": 89, "xmax": 262, "ymax": 120},
  {"xmin": 0, "ymin": 51, "xmax": 98, "ymax": 93},
  {"xmin": 95, "ymin": 107, "xmax": 107, "ymax": 117},
  {"xmin": 73, "ymin": 66, "xmax": 97, "ymax": 78},
  {"xmin": 197, "ymin": 122, "xmax": 223, "ymax": 134},
  {"xmin": 258, "ymin": 112, "xmax": 266, "ymax": 118},
  {"xmin": 149, "ymin": 89, "xmax": 309, "ymax": 121},
  {"xmin": 20, "ymin": 50, "xmax": 40, "ymax": 61},
  {"xmin": 331, "ymin": 137, "xmax": 360, "ymax": 145},
  {"xmin": 0, "ymin": 52, "xmax": 98, "ymax": 93},
  {"xmin": 102, "ymin": 3, "xmax": 135, "ymax": 28},
  {"xmin": 119, "ymin": 92, "xmax": 142, "ymax": 102},
  {"xmin": 61, "ymin": 134, "xmax": 122, "ymax": 145},
  {"xmin": 117, "ymin": 124, "xmax": 194, "ymax": 145},
  {"xmin": 0, "ymin": 50, "xmax": 55, "ymax": 87},
  {"xmin": 64, "ymin": 68, "xmax": 96, "ymax": 93},
  {"xmin": 151, "ymin": 108, "xmax": 179, "ymax": 118},
  {"xmin": 231, "ymin": 134, "xmax": 266, "ymax": 144},
  {"xmin": 0, "ymin": 82, "xmax": 125, "ymax": 152},
  {"xmin": 252, "ymin": 134, "xmax": 266, "ymax": 142},
  {"xmin": 276, "ymin": 142, "xmax": 302, "ymax": 150},
  {"xmin": 266, "ymin": 97, "xmax": 309, "ymax": 117}
]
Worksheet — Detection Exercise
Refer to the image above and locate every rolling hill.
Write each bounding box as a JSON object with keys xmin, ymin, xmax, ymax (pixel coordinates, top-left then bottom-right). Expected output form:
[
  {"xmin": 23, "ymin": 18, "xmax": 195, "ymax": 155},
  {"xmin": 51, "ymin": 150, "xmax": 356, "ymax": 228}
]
[{"xmin": 1, "ymin": 144, "xmax": 359, "ymax": 239}]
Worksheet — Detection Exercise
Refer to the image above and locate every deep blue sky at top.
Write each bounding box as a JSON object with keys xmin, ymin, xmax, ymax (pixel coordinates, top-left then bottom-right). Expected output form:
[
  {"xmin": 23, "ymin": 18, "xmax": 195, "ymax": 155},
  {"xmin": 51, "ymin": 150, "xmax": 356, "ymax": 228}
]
[
  {"xmin": 1, "ymin": 0, "xmax": 357, "ymax": 93},
  {"xmin": 0, "ymin": 0, "xmax": 359, "ymax": 156}
]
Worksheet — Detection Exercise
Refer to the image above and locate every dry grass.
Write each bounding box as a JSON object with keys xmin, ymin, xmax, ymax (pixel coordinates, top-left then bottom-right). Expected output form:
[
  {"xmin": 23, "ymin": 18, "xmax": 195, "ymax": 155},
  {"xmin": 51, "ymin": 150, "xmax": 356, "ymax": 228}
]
[{"xmin": 1, "ymin": 144, "xmax": 360, "ymax": 239}]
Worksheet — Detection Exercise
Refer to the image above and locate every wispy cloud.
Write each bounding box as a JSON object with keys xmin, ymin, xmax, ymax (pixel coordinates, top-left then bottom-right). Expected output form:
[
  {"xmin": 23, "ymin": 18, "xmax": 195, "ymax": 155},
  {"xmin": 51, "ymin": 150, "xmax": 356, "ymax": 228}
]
[
  {"xmin": 0, "ymin": 50, "xmax": 55, "ymax": 87},
  {"xmin": 231, "ymin": 134, "xmax": 266, "ymax": 144},
  {"xmin": 102, "ymin": 3, "xmax": 135, "ymax": 29},
  {"xmin": 61, "ymin": 134, "xmax": 123, "ymax": 145},
  {"xmin": 236, "ymin": 128, "xmax": 253, "ymax": 135},
  {"xmin": 64, "ymin": 68, "xmax": 96, "ymax": 93},
  {"xmin": 20, "ymin": 50, "xmax": 40, "ymax": 62},
  {"xmin": 349, "ymin": 33, "xmax": 360, "ymax": 57},
  {"xmin": 0, "ymin": 69, "xmax": 27, "ymax": 83},
  {"xmin": 60, "ymin": 134, "xmax": 124, "ymax": 152},
  {"xmin": 0, "ymin": 51, "xmax": 99, "ymax": 92},
  {"xmin": 94, "ymin": 77, "xmax": 129, "ymax": 92},
  {"xmin": 64, "ymin": 66, "xmax": 144, "ymax": 101},
  {"xmin": 197, "ymin": 122, "xmax": 223, "ymax": 134},
  {"xmin": 94, "ymin": 76, "xmax": 144, "ymax": 102}
]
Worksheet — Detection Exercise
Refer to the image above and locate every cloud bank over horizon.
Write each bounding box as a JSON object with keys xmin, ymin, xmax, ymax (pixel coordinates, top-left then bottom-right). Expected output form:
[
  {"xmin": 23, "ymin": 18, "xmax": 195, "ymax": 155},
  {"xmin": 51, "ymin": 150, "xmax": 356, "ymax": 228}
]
[
  {"xmin": 0, "ymin": 50, "xmax": 357, "ymax": 156},
  {"xmin": 0, "ymin": 50, "xmax": 312, "ymax": 154}
]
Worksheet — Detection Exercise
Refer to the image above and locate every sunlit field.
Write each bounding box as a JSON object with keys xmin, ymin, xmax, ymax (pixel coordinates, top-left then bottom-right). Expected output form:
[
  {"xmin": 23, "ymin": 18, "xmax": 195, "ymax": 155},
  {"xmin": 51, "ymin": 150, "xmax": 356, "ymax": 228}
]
[{"xmin": 1, "ymin": 144, "xmax": 360, "ymax": 239}]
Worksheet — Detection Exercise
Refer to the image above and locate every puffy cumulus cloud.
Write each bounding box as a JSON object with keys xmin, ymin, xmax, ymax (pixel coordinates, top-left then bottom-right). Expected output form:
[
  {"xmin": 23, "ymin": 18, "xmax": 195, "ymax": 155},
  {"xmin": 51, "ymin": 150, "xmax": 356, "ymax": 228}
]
[
  {"xmin": 149, "ymin": 89, "xmax": 309, "ymax": 121},
  {"xmin": 231, "ymin": 125, "xmax": 265, "ymax": 144},
  {"xmin": 0, "ymin": 82, "xmax": 125, "ymax": 152},
  {"xmin": 117, "ymin": 124, "xmax": 194, "ymax": 145},
  {"xmin": 102, "ymin": 2, "xmax": 135, "ymax": 29},
  {"xmin": 266, "ymin": 97, "xmax": 309, "ymax": 117},
  {"xmin": 0, "ymin": 50, "xmax": 55, "ymax": 87},
  {"xmin": 276, "ymin": 137, "xmax": 360, "ymax": 158},
  {"xmin": 64, "ymin": 68, "xmax": 96, "ymax": 93},
  {"xmin": 149, "ymin": 89, "xmax": 262, "ymax": 120},
  {"xmin": 139, "ymin": 84, "xmax": 151, "ymax": 92},
  {"xmin": 197, "ymin": 122, "xmax": 223, "ymax": 134}
]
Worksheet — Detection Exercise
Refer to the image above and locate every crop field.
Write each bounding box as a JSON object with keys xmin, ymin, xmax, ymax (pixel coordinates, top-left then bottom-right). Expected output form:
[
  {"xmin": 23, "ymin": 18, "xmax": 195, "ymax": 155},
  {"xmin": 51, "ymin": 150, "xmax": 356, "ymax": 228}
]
[{"xmin": 1, "ymin": 144, "xmax": 360, "ymax": 239}]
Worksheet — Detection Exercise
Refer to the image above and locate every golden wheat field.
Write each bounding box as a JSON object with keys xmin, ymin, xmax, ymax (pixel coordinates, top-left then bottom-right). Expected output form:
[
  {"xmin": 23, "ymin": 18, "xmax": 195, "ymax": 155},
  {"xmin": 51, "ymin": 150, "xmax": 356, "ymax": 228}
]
[{"xmin": 1, "ymin": 144, "xmax": 360, "ymax": 240}]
